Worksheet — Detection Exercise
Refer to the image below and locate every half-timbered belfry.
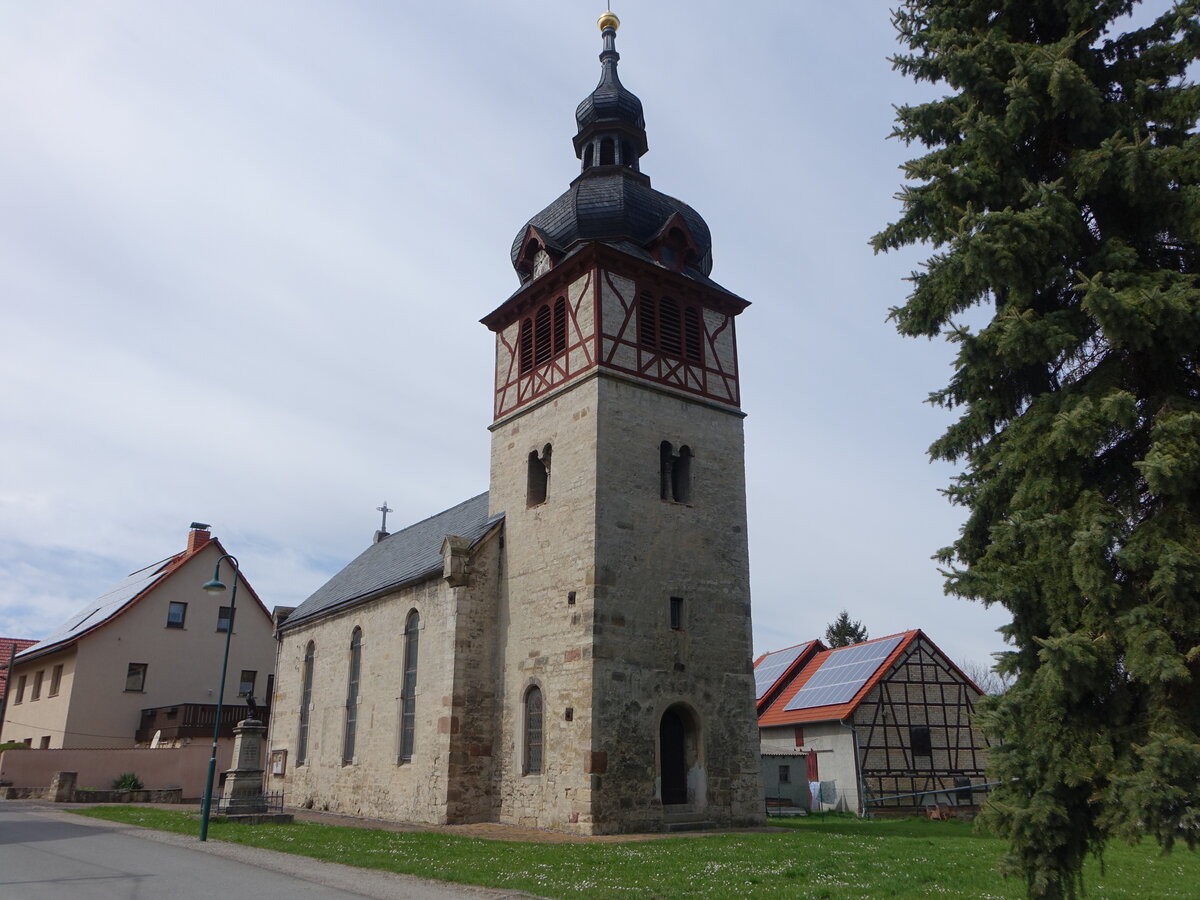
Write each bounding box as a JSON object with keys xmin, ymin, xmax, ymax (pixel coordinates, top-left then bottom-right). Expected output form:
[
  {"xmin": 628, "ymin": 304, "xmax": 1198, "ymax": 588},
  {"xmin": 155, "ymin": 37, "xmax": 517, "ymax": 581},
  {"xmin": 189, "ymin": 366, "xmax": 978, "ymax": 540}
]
[{"xmin": 269, "ymin": 12, "xmax": 764, "ymax": 834}]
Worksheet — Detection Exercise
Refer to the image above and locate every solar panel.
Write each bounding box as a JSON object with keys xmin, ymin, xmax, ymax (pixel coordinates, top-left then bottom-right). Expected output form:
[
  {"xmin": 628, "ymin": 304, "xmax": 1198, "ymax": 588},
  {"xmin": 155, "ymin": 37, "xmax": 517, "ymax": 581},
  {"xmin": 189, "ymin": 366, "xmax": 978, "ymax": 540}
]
[
  {"xmin": 783, "ymin": 636, "xmax": 904, "ymax": 712},
  {"xmin": 753, "ymin": 643, "xmax": 810, "ymax": 700}
]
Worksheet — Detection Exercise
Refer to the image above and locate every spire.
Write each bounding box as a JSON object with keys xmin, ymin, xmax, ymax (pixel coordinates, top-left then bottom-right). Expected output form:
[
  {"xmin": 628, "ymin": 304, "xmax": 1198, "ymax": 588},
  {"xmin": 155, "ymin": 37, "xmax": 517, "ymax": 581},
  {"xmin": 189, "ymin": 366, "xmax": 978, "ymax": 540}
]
[{"xmin": 573, "ymin": 10, "xmax": 648, "ymax": 173}]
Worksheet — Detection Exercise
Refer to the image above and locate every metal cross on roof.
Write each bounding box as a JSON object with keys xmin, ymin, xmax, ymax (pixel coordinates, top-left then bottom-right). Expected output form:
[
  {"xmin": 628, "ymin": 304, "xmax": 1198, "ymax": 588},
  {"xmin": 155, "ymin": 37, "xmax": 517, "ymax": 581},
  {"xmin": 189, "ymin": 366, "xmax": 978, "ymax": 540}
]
[{"xmin": 376, "ymin": 501, "xmax": 393, "ymax": 533}]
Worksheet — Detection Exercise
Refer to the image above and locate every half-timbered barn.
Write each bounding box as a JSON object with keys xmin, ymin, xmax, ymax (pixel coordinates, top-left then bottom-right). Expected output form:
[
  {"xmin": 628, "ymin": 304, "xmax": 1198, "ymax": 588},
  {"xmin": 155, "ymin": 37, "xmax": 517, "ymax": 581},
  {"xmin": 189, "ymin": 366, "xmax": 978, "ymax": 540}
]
[
  {"xmin": 267, "ymin": 13, "xmax": 765, "ymax": 835},
  {"xmin": 755, "ymin": 631, "xmax": 990, "ymax": 816}
]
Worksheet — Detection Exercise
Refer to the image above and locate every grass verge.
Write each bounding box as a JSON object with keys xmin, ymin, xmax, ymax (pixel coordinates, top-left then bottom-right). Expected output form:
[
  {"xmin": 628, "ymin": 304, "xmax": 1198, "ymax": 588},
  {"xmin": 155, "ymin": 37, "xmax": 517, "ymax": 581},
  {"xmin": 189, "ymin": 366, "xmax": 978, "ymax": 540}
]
[{"xmin": 73, "ymin": 807, "xmax": 1199, "ymax": 899}]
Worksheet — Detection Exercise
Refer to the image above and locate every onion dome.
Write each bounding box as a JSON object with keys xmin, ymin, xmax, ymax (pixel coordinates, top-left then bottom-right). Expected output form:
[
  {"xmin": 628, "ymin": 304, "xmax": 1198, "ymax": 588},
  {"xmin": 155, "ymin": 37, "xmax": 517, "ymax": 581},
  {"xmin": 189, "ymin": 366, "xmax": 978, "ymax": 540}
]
[{"xmin": 511, "ymin": 12, "xmax": 714, "ymax": 282}]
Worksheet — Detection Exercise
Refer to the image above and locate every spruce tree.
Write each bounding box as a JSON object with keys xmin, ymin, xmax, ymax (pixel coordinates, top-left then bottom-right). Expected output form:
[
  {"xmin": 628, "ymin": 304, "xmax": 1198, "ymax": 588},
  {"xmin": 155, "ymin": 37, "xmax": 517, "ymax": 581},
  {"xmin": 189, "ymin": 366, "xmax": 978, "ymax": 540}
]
[
  {"xmin": 824, "ymin": 610, "xmax": 869, "ymax": 647},
  {"xmin": 872, "ymin": 2, "xmax": 1200, "ymax": 897}
]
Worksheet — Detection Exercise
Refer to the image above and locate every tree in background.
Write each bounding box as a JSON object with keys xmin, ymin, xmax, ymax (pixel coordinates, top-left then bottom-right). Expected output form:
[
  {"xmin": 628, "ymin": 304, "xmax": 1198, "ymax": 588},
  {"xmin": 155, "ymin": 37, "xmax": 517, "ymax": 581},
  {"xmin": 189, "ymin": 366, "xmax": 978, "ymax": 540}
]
[
  {"xmin": 959, "ymin": 657, "xmax": 1015, "ymax": 696},
  {"xmin": 873, "ymin": 2, "xmax": 1199, "ymax": 897},
  {"xmin": 824, "ymin": 610, "xmax": 869, "ymax": 647}
]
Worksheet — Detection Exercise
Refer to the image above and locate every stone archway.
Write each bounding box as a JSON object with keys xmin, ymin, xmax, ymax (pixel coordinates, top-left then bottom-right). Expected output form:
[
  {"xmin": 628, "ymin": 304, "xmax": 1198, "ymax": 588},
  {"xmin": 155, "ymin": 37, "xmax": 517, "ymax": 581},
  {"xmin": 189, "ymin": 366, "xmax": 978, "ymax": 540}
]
[{"xmin": 659, "ymin": 704, "xmax": 703, "ymax": 807}]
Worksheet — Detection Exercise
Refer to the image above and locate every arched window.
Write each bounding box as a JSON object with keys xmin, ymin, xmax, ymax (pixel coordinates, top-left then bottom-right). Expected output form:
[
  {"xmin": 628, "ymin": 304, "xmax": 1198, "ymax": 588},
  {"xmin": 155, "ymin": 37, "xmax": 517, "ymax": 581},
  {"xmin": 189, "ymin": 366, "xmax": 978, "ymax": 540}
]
[
  {"xmin": 600, "ymin": 138, "xmax": 615, "ymax": 165},
  {"xmin": 297, "ymin": 641, "xmax": 314, "ymax": 764},
  {"xmin": 583, "ymin": 143, "xmax": 594, "ymax": 169},
  {"xmin": 519, "ymin": 317, "xmax": 534, "ymax": 373},
  {"xmin": 399, "ymin": 612, "xmax": 419, "ymax": 763},
  {"xmin": 621, "ymin": 141, "xmax": 633, "ymax": 168},
  {"xmin": 524, "ymin": 685, "xmax": 543, "ymax": 775},
  {"xmin": 660, "ymin": 442, "xmax": 693, "ymax": 503},
  {"xmin": 527, "ymin": 444, "xmax": 551, "ymax": 506},
  {"xmin": 343, "ymin": 628, "xmax": 362, "ymax": 765}
]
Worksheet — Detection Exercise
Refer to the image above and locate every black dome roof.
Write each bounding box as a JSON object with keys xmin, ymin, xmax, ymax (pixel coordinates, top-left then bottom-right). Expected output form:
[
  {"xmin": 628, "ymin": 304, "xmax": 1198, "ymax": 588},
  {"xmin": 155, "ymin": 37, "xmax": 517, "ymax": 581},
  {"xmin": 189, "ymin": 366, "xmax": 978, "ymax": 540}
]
[{"xmin": 511, "ymin": 168, "xmax": 712, "ymax": 276}]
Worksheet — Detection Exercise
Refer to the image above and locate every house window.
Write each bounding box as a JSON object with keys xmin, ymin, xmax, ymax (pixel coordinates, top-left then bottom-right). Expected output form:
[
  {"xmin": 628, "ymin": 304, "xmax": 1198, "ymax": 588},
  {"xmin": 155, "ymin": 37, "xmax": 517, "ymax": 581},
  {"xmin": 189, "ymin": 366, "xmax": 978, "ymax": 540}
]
[
  {"xmin": 343, "ymin": 628, "xmax": 362, "ymax": 764},
  {"xmin": 39, "ymin": 736, "xmax": 51, "ymax": 749},
  {"xmin": 779, "ymin": 764, "xmax": 791, "ymax": 784},
  {"xmin": 13, "ymin": 674, "xmax": 25, "ymax": 704},
  {"xmin": 297, "ymin": 642, "xmax": 314, "ymax": 765},
  {"xmin": 49, "ymin": 665, "xmax": 63, "ymax": 697},
  {"xmin": 399, "ymin": 611, "xmax": 420, "ymax": 763},
  {"xmin": 31, "ymin": 670, "xmax": 43, "ymax": 701},
  {"xmin": 669, "ymin": 597, "xmax": 684, "ymax": 631},
  {"xmin": 527, "ymin": 444, "xmax": 551, "ymax": 507},
  {"xmin": 166, "ymin": 601, "xmax": 187, "ymax": 628},
  {"xmin": 238, "ymin": 670, "xmax": 257, "ymax": 698},
  {"xmin": 217, "ymin": 606, "xmax": 233, "ymax": 633},
  {"xmin": 911, "ymin": 726, "xmax": 933, "ymax": 757},
  {"xmin": 794, "ymin": 726, "xmax": 804, "ymax": 748},
  {"xmin": 524, "ymin": 685, "xmax": 543, "ymax": 775},
  {"xmin": 660, "ymin": 442, "xmax": 693, "ymax": 503},
  {"xmin": 125, "ymin": 663, "xmax": 148, "ymax": 693}
]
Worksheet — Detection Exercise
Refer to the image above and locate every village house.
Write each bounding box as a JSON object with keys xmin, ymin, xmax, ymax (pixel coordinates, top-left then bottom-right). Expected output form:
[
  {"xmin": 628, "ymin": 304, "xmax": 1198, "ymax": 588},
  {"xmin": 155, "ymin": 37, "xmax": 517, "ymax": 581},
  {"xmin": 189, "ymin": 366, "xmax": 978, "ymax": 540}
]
[
  {"xmin": 755, "ymin": 630, "xmax": 990, "ymax": 816},
  {"xmin": 0, "ymin": 524, "xmax": 277, "ymax": 751},
  {"xmin": 267, "ymin": 13, "xmax": 765, "ymax": 834}
]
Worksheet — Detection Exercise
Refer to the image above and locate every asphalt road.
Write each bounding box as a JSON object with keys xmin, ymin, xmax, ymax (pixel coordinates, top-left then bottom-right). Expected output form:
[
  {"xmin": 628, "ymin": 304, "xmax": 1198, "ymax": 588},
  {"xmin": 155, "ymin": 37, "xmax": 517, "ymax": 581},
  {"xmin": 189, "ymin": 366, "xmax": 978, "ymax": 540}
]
[{"xmin": 0, "ymin": 802, "xmax": 536, "ymax": 899}]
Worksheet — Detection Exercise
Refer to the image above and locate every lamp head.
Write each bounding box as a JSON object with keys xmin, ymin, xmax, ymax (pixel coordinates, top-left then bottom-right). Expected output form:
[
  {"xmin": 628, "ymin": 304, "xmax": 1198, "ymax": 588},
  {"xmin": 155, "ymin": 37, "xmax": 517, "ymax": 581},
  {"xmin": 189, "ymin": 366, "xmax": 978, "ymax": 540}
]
[{"xmin": 202, "ymin": 578, "xmax": 227, "ymax": 595}]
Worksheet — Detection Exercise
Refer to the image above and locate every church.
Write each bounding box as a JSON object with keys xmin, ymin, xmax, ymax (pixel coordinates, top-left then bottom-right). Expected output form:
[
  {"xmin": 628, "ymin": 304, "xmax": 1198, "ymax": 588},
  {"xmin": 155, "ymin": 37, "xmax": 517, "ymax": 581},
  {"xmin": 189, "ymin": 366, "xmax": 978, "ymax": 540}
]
[{"xmin": 269, "ymin": 12, "xmax": 766, "ymax": 834}]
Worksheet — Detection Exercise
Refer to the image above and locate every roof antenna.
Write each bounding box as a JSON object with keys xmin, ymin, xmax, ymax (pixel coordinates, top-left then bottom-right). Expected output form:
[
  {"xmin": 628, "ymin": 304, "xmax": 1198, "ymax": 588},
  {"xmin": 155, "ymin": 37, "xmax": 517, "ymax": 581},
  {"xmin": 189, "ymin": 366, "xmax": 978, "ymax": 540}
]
[{"xmin": 374, "ymin": 501, "xmax": 393, "ymax": 544}]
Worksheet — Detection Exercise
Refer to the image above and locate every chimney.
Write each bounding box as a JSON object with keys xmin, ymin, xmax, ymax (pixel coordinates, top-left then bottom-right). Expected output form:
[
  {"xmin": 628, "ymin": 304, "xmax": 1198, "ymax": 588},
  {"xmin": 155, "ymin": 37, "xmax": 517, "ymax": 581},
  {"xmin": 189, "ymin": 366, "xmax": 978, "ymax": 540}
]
[{"xmin": 187, "ymin": 522, "xmax": 212, "ymax": 553}]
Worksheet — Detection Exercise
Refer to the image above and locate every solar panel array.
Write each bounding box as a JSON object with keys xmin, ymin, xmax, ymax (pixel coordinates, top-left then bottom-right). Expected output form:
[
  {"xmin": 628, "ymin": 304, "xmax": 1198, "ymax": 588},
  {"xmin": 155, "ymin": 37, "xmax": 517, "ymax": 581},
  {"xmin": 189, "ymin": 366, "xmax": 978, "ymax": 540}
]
[
  {"xmin": 753, "ymin": 643, "xmax": 810, "ymax": 700},
  {"xmin": 783, "ymin": 636, "xmax": 905, "ymax": 711}
]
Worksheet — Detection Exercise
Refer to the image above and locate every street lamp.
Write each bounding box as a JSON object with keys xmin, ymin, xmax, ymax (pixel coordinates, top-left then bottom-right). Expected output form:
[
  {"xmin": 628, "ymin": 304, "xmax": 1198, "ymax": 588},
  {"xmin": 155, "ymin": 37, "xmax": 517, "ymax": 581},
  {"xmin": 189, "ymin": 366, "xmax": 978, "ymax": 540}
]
[{"xmin": 198, "ymin": 554, "xmax": 239, "ymax": 842}]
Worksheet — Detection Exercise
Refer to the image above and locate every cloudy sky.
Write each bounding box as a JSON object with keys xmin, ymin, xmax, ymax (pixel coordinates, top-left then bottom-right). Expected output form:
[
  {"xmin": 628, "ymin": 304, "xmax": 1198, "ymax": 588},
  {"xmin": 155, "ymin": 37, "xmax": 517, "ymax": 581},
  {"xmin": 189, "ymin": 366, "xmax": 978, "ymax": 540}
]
[{"xmin": 10, "ymin": 0, "xmax": 1151, "ymax": 670}]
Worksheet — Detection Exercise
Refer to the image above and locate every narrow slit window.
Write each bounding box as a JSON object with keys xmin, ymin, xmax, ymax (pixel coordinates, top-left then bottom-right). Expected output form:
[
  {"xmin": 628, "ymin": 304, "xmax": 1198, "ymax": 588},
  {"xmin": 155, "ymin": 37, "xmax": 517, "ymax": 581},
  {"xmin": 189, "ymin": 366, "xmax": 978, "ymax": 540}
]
[
  {"xmin": 669, "ymin": 596, "xmax": 684, "ymax": 631},
  {"xmin": 49, "ymin": 664, "xmax": 63, "ymax": 697},
  {"xmin": 672, "ymin": 446, "xmax": 692, "ymax": 504},
  {"xmin": 399, "ymin": 611, "xmax": 420, "ymax": 763},
  {"xmin": 31, "ymin": 670, "xmax": 43, "ymax": 701}
]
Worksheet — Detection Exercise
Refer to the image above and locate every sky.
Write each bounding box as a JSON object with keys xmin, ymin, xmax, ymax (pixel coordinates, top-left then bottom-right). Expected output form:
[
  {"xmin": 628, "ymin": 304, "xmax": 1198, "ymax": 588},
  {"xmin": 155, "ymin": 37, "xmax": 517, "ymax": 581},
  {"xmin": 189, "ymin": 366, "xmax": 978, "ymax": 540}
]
[{"xmin": 2, "ymin": 0, "xmax": 1123, "ymax": 672}]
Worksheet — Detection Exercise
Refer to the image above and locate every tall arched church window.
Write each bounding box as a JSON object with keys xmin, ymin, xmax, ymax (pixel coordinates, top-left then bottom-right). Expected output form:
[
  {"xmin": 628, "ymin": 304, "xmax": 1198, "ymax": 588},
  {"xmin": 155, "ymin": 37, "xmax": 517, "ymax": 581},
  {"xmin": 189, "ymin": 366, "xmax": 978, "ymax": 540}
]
[
  {"xmin": 399, "ymin": 612, "xmax": 419, "ymax": 763},
  {"xmin": 298, "ymin": 641, "xmax": 314, "ymax": 765},
  {"xmin": 524, "ymin": 685, "xmax": 543, "ymax": 775},
  {"xmin": 527, "ymin": 444, "xmax": 551, "ymax": 506},
  {"xmin": 343, "ymin": 628, "xmax": 362, "ymax": 765}
]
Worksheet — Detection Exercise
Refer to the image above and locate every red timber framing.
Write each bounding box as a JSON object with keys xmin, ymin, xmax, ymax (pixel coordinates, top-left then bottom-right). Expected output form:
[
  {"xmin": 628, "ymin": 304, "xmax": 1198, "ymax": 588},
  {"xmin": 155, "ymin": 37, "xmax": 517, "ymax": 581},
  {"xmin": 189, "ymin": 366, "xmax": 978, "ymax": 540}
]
[
  {"xmin": 851, "ymin": 638, "xmax": 989, "ymax": 812},
  {"xmin": 481, "ymin": 243, "xmax": 749, "ymax": 422}
]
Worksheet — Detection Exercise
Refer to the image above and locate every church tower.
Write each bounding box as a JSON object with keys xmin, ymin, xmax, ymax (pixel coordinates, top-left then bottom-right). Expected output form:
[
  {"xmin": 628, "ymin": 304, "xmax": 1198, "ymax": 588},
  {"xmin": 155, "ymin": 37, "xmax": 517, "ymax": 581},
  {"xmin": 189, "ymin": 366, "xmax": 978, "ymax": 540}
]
[{"xmin": 483, "ymin": 13, "xmax": 765, "ymax": 833}]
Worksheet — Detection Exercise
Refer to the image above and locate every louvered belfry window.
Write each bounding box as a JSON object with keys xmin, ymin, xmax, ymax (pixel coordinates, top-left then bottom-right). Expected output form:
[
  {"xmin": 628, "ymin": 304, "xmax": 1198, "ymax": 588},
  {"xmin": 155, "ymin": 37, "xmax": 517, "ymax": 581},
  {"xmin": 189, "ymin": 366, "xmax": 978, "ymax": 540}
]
[
  {"xmin": 520, "ymin": 298, "xmax": 569, "ymax": 374},
  {"xmin": 639, "ymin": 293, "xmax": 703, "ymax": 364}
]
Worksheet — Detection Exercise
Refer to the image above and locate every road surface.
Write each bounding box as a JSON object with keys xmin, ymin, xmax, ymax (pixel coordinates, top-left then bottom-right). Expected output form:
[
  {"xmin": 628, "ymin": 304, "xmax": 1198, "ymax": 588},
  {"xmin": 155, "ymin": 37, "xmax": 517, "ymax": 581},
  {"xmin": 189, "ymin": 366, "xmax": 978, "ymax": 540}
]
[{"xmin": 0, "ymin": 802, "xmax": 536, "ymax": 899}]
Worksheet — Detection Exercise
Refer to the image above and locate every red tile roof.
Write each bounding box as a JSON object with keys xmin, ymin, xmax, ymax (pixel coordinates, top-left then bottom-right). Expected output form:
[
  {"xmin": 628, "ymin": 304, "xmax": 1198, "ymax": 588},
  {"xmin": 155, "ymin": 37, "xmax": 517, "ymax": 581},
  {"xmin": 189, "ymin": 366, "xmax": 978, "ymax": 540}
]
[
  {"xmin": 0, "ymin": 638, "xmax": 38, "ymax": 700},
  {"xmin": 757, "ymin": 630, "xmax": 920, "ymax": 727}
]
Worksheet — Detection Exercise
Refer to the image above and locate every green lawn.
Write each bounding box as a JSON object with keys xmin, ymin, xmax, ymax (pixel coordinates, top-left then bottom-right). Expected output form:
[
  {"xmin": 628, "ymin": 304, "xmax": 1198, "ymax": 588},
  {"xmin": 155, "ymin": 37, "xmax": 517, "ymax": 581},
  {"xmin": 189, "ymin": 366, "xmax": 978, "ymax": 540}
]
[{"xmin": 73, "ymin": 807, "xmax": 1199, "ymax": 899}]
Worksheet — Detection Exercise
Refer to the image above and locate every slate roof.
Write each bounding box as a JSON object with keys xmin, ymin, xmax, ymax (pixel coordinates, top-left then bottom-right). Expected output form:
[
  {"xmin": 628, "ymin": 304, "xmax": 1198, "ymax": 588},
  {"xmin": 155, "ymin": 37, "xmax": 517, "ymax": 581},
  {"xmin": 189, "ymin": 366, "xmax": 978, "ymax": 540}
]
[
  {"xmin": 282, "ymin": 493, "xmax": 503, "ymax": 630},
  {"xmin": 757, "ymin": 631, "xmax": 920, "ymax": 727},
  {"xmin": 511, "ymin": 168, "xmax": 713, "ymax": 277}
]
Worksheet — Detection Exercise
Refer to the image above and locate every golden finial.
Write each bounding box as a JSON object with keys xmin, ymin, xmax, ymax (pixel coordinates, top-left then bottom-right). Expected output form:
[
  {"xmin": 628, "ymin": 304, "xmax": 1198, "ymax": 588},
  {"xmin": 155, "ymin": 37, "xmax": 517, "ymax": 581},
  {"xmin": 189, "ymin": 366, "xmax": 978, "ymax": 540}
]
[{"xmin": 598, "ymin": 10, "xmax": 620, "ymax": 32}]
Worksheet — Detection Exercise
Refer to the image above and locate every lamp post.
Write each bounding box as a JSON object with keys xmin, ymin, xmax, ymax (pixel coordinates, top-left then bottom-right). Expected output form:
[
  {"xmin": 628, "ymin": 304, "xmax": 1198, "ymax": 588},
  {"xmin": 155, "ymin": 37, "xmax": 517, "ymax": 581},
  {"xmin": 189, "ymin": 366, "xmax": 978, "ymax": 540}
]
[{"xmin": 199, "ymin": 554, "xmax": 239, "ymax": 842}]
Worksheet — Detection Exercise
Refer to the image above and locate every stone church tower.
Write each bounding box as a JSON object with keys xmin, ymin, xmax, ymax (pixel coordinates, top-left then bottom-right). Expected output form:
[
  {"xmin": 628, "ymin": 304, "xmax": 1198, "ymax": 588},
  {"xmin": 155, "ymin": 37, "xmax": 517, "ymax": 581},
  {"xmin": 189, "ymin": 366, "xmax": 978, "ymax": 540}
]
[{"xmin": 482, "ymin": 12, "xmax": 765, "ymax": 832}]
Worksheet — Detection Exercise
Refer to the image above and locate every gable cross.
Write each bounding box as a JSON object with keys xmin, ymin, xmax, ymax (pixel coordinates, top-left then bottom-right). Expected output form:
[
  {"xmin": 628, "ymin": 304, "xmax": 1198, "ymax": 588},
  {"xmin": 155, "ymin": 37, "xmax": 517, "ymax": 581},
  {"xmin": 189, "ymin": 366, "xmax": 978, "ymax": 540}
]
[{"xmin": 376, "ymin": 501, "xmax": 393, "ymax": 533}]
